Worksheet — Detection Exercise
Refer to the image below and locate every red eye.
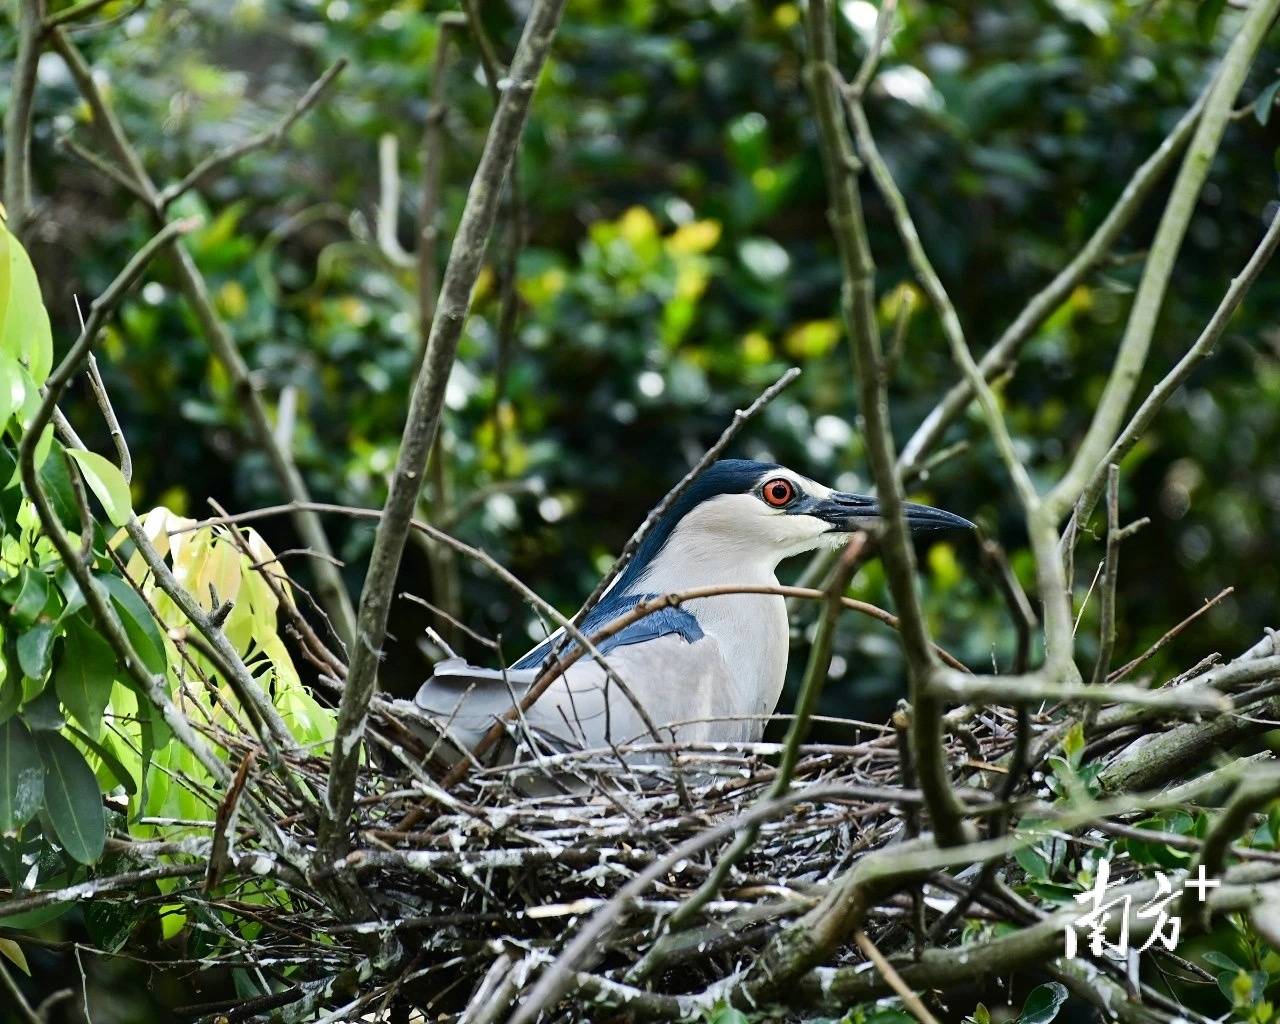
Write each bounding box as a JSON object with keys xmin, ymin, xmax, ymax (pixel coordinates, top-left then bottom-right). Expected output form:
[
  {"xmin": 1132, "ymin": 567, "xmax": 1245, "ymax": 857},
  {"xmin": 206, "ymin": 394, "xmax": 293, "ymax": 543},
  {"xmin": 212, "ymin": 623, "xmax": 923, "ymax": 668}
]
[{"xmin": 761, "ymin": 477, "xmax": 796, "ymax": 508}]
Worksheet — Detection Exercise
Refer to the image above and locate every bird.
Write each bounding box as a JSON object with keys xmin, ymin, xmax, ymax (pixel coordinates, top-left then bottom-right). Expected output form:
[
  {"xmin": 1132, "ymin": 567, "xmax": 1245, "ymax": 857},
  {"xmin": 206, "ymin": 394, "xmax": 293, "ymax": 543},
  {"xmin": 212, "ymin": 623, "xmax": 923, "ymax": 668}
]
[{"xmin": 412, "ymin": 459, "xmax": 972, "ymax": 767}]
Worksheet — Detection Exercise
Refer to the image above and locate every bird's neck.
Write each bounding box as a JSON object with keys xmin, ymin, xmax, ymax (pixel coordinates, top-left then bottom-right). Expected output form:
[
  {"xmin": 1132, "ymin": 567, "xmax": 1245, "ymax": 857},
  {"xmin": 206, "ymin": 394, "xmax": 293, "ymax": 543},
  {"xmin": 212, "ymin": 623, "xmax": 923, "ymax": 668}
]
[{"xmin": 627, "ymin": 543, "xmax": 790, "ymax": 740}]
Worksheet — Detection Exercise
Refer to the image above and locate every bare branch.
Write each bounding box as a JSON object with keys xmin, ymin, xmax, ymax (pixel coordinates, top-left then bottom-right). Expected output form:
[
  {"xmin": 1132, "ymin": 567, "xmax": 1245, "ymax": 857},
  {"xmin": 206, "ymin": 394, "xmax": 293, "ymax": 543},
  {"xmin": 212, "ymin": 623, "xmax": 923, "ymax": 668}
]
[
  {"xmin": 803, "ymin": 0, "xmax": 967, "ymax": 845},
  {"xmin": 41, "ymin": 0, "xmax": 113, "ymax": 28},
  {"xmin": 846, "ymin": 0, "xmax": 897, "ymax": 102},
  {"xmin": 853, "ymin": 929, "xmax": 942, "ymax": 1024},
  {"xmin": 50, "ymin": 28, "xmax": 358, "ymax": 646},
  {"xmin": 0, "ymin": 955, "xmax": 42, "ymax": 1024},
  {"xmin": 1045, "ymin": 0, "xmax": 1280, "ymax": 520},
  {"xmin": 897, "ymin": 81, "xmax": 1209, "ymax": 480},
  {"xmin": 85, "ymin": 352, "xmax": 132, "ymax": 482},
  {"xmin": 157, "ymin": 60, "xmax": 348, "ymax": 209},
  {"xmin": 1071, "ymin": 202, "xmax": 1280, "ymax": 529},
  {"xmin": 3, "ymin": 0, "xmax": 45, "ymax": 239},
  {"xmin": 1108, "ymin": 586, "xmax": 1234, "ymax": 682},
  {"xmin": 321, "ymin": 0, "xmax": 568, "ymax": 856}
]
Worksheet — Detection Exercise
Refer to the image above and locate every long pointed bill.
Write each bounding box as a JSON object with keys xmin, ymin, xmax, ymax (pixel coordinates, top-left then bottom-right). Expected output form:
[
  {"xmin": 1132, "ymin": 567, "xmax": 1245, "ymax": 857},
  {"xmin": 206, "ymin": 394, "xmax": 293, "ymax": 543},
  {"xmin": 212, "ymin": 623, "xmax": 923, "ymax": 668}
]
[{"xmin": 797, "ymin": 492, "xmax": 975, "ymax": 534}]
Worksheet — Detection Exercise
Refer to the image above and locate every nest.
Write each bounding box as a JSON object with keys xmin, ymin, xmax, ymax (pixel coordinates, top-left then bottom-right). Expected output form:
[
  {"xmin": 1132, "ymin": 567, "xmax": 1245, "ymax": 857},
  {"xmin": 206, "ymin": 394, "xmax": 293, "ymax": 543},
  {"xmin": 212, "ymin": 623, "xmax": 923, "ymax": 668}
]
[{"xmin": 180, "ymin": 700, "xmax": 1032, "ymax": 1023}]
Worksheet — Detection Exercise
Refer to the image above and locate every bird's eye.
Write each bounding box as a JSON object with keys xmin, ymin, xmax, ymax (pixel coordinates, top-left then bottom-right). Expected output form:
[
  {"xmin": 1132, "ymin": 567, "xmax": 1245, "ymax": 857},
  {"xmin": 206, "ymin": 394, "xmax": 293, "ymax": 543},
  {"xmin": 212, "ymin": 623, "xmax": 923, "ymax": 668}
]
[{"xmin": 761, "ymin": 477, "xmax": 797, "ymax": 508}]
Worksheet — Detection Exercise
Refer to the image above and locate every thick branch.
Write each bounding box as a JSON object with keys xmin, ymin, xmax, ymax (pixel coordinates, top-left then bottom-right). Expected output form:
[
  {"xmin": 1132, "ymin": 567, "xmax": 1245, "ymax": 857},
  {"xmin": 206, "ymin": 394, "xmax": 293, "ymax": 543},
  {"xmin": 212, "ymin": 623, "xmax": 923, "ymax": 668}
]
[
  {"xmin": 803, "ymin": 0, "xmax": 966, "ymax": 846},
  {"xmin": 3, "ymin": 0, "xmax": 44, "ymax": 240}
]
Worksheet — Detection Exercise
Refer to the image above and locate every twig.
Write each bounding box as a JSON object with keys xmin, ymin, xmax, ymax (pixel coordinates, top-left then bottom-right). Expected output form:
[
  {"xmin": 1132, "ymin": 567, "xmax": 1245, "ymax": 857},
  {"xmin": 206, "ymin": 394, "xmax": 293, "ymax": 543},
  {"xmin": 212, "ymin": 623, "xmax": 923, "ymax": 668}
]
[
  {"xmin": 978, "ymin": 534, "xmax": 1036, "ymax": 674},
  {"xmin": 1107, "ymin": 587, "xmax": 1233, "ymax": 682},
  {"xmin": 401, "ymin": 592, "xmax": 498, "ymax": 651},
  {"xmin": 3, "ymin": 0, "xmax": 44, "ymax": 240},
  {"xmin": 0, "ymin": 955, "xmax": 41, "ymax": 1024},
  {"xmin": 1045, "ymin": 0, "xmax": 1280, "ymax": 520},
  {"xmin": 156, "ymin": 60, "xmax": 348, "ymax": 209},
  {"xmin": 571, "ymin": 366, "xmax": 801, "ymax": 626},
  {"xmin": 375, "ymin": 134, "xmax": 416, "ymax": 269},
  {"xmin": 845, "ymin": 0, "xmax": 896, "ymax": 102},
  {"xmin": 803, "ymin": 0, "xmax": 966, "ymax": 846},
  {"xmin": 897, "ymin": 80, "xmax": 1210, "ymax": 480},
  {"xmin": 41, "ymin": 0, "xmax": 113, "ymax": 29},
  {"xmin": 321, "ymin": 0, "xmax": 569, "ymax": 857},
  {"xmin": 1090, "ymin": 466, "xmax": 1123, "ymax": 689},
  {"xmin": 1070, "ymin": 202, "xmax": 1280, "ymax": 530},
  {"xmin": 853, "ymin": 929, "xmax": 942, "ymax": 1024},
  {"xmin": 62, "ymin": 448, "xmax": 94, "ymax": 565},
  {"xmin": 51, "ymin": 29, "xmax": 358, "ymax": 647},
  {"xmin": 56, "ymin": 134, "xmax": 154, "ymax": 203},
  {"xmin": 85, "ymin": 352, "xmax": 132, "ymax": 482}
]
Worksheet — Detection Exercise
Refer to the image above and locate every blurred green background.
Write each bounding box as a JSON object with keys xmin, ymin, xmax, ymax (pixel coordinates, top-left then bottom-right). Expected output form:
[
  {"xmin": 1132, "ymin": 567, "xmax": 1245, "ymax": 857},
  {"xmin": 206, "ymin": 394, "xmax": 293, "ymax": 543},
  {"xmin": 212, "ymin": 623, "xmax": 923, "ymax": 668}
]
[
  {"xmin": 17, "ymin": 0, "xmax": 1280, "ymax": 721},
  {"xmin": 4, "ymin": 0, "xmax": 1280, "ymax": 1014}
]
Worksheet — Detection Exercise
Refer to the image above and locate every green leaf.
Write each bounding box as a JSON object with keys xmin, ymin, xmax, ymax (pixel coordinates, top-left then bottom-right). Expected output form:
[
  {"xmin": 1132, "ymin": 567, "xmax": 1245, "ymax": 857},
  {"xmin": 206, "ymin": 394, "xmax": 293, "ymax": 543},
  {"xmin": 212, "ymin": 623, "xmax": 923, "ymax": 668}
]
[
  {"xmin": 1014, "ymin": 843, "xmax": 1050, "ymax": 881},
  {"xmin": 55, "ymin": 620, "xmax": 117, "ymax": 738},
  {"xmin": 0, "ymin": 221, "xmax": 53, "ymax": 386},
  {"xmin": 0, "ymin": 717, "xmax": 44, "ymax": 834},
  {"xmin": 1015, "ymin": 982, "xmax": 1068, "ymax": 1024},
  {"xmin": 17, "ymin": 622, "xmax": 55, "ymax": 682},
  {"xmin": 707, "ymin": 1005, "xmax": 750, "ymax": 1024},
  {"xmin": 65, "ymin": 449, "xmax": 133, "ymax": 527},
  {"xmin": 0, "ymin": 900, "xmax": 72, "ymax": 930},
  {"xmin": 1061, "ymin": 721, "xmax": 1085, "ymax": 769},
  {"xmin": 35, "ymin": 732, "xmax": 105, "ymax": 864},
  {"xmin": 96, "ymin": 573, "xmax": 166, "ymax": 677},
  {"xmin": 21, "ymin": 686, "xmax": 63, "ymax": 732},
  {"xmin": 1256, "ymin": 78, "xmax": 1280, "ymax": 126},
  {"xmin": 0, "ymin": 352, "xmax": 24, "ymax": 429},
  {"xmin": 4, "ymin": 566, "xmax": 51, "ymax": 627},
  {"xmin": 1204, "ymin": 950, "xmax": 1243, "ymax": 972},
  {"xmin": 66, "ymin": 725, "xmax": 136, "ymax": 797}
]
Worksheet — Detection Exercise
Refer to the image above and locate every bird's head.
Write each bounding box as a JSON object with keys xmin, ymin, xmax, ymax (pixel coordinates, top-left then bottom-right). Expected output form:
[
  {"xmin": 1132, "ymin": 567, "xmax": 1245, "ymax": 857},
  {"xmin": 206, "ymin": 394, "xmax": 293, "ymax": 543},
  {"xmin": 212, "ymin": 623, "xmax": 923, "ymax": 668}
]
[{"xmin": 621, "ymin": 459, "xmax": 974, "ymax": 590}]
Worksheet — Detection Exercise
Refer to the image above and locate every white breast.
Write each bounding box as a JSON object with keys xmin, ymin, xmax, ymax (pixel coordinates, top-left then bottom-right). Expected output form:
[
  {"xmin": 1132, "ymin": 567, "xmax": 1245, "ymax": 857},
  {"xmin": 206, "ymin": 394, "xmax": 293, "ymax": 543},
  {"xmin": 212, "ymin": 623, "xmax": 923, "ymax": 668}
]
[{"xmin": 627, "ymin": 495, "xmax": 795, "ymax": 740}]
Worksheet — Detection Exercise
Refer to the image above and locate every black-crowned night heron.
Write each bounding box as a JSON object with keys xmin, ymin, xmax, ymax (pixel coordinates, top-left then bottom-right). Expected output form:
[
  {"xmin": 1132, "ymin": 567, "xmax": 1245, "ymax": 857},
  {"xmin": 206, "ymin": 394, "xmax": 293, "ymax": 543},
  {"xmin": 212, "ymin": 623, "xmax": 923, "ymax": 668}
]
[{"xmin": 413, "ymin": 459, "xmax": 971, "ymax": 762}]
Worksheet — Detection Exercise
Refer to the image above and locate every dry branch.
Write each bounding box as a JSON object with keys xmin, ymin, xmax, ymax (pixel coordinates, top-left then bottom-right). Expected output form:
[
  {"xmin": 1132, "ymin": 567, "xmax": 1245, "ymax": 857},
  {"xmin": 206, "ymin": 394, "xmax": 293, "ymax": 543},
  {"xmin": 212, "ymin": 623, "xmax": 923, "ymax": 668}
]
[{"xmin": 322, "ymin": 0, "xmax": 568, "ymax": 856}]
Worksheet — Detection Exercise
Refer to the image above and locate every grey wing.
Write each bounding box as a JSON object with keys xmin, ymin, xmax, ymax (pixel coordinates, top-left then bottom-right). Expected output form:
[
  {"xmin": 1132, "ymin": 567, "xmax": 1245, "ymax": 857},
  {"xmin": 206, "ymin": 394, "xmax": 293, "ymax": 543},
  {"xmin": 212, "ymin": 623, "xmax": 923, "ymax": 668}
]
[
  {"xmin": 515, "ymin": 632, "xmax": 746, "ymax": 750},
  {"xmin": 411, "ymin": 659, "xmax": 546, "ymax": 758},
  {"xmin": 411, "ymin": 635, "xmax": 744, "ymax": 765}
]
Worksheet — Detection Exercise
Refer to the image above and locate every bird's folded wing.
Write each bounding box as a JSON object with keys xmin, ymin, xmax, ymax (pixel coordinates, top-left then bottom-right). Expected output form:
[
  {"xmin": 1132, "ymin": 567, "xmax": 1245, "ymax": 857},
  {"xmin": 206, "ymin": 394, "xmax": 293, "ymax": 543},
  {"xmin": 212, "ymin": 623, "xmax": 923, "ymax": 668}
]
[{"xmin": 413, "ymin": 658, "xmax": 540, "ymax": 743}]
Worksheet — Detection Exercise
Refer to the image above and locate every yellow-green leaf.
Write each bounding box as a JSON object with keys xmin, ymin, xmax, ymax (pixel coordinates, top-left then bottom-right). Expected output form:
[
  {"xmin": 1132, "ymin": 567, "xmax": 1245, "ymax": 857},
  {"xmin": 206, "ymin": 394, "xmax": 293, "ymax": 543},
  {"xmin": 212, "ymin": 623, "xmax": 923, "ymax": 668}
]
[
  {"xmin": 0, "ymin": 937, "xmax": 29, "ymax": 975},
  {"xmin": 0, "ymin": 220, "xmax": 52, "ymax": 386}
]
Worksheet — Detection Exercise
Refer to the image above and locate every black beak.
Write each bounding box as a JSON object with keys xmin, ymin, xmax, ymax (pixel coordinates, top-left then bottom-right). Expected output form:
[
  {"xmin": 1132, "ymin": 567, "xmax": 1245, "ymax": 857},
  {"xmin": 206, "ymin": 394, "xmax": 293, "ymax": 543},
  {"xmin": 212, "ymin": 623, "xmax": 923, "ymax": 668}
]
[{"xmin": 795, "ymin": 492, "xmax": 975, "ymax": 534}]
